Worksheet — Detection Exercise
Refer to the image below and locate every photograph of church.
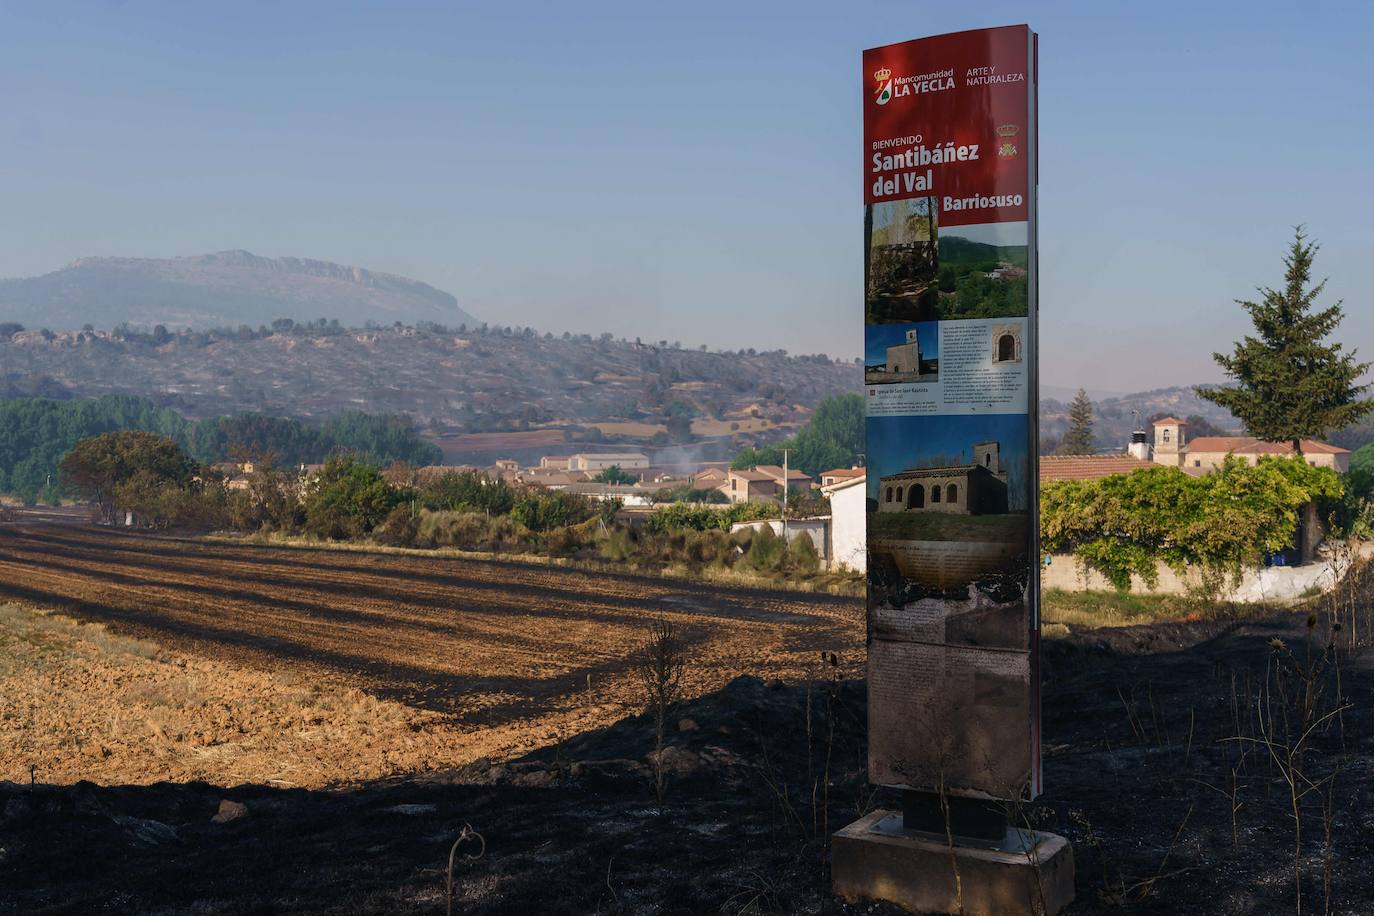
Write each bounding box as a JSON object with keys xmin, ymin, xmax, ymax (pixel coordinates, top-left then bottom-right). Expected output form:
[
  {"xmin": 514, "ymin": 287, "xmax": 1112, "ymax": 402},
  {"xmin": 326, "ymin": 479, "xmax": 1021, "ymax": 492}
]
[
  {"xmin": 865, "ymin": 414, "xmax": 1032, "ymax": 594},
  {"xmin": 866, "ymin": 413, "xmax": 1030, "ymax": 516},
  {"xmin": 864, "ymin": 319, "xmax": 939, "ymax": 384},
  {"xmin": 876, "ymin": 440, "xmax": 1009, "ymax": 515}
]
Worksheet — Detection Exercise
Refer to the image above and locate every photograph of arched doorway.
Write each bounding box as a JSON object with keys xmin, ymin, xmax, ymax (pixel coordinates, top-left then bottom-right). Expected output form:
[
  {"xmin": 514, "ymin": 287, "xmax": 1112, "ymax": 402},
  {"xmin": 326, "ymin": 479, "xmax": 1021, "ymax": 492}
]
[{"xmin": 990, "ymin": 321, "xmax": 1023, "ymax": 364}]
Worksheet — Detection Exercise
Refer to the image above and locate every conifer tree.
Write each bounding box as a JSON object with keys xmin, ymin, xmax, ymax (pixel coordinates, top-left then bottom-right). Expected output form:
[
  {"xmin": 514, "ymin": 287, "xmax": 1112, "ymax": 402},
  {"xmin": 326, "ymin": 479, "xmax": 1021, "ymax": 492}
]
[
  {"xmin": 1057, "ymin": 388, "xmax": 1096, "ymax": 455},
  {"xmin": 1198, "ymin": 228, "xmax": 1372, "ymax": 454}
]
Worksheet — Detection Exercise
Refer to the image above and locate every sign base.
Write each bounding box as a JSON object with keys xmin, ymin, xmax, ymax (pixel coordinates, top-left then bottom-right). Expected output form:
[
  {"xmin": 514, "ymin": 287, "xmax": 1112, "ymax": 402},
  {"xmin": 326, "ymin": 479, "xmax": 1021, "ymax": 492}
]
[{"xmin": 832, "ymin": 809, "xmax": 1074, "ymax": 915}]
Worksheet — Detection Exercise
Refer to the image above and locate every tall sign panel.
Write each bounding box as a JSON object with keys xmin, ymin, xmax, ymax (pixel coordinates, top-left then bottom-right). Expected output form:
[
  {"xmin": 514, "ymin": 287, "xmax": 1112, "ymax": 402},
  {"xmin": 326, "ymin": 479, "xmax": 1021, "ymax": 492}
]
[{"xmin": 863, "ymin": 26, "xmax": 1040, "ymax": 801}]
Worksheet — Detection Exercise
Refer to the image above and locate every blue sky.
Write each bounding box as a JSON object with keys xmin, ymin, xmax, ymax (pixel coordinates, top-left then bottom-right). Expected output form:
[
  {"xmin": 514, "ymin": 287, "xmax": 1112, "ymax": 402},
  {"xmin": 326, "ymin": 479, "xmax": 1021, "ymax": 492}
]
[
  {"xmin": 865, "ymin": 321, "xmax": 938, "ymax": 366},
  {"xmin": 3, "ymin": 2, "xmax": 1371, "ymax": 391}
]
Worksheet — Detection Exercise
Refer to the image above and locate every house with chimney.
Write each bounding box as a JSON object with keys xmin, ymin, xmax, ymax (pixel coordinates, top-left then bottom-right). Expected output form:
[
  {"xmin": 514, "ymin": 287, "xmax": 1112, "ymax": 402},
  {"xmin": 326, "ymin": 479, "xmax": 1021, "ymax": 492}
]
[{"xmin": 1147, "ymin": 418, "xmax": 1350, "ymax": 474}]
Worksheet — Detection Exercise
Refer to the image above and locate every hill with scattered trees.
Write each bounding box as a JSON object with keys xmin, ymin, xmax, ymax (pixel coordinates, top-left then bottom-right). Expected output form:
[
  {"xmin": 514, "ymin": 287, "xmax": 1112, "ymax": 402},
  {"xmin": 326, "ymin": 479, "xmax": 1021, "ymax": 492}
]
[{"xmin": 0, "ymin": 321, "xmax": 860, "ymax": 463}]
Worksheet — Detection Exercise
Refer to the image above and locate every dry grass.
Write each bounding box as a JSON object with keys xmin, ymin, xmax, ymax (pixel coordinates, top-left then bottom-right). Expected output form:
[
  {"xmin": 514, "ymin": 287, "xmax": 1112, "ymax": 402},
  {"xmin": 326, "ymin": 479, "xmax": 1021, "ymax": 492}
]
[
  {"xmin": 1041, "ymin": 588, "xmax": 1266, "ymax": 631},
  {"xmin": 690, "ymin": 417, "xmax": 782, "ymax": 436},
  {"xmin": 208, "ymin": 531, "xmax": 865, "ymax": 596},
  {"xmin": 592, "ymin": 421, "xmax": 667, "ymax": 437},
  {"xmin": 0, "ymin": 602, "xmax": 473, "ymax": 788}
]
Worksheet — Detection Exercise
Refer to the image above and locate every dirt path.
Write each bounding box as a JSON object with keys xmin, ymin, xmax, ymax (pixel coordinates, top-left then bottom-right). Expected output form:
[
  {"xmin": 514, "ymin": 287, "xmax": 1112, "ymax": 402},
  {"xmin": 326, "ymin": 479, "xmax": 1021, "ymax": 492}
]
[{"xmin": 0, "ymin": 524, "xmax": 863, "ymax": 779}]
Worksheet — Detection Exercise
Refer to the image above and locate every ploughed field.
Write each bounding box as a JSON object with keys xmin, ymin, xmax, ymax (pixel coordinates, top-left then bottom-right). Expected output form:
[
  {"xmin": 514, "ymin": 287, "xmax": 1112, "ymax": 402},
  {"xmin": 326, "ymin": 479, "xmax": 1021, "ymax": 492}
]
[
  {"xmin": 0, "ymin": 522, "xmax": 863, "ymax": 786},
  {"xmin": 5, "ymin": 518, "xmax": 1374, "ymax": 914}
]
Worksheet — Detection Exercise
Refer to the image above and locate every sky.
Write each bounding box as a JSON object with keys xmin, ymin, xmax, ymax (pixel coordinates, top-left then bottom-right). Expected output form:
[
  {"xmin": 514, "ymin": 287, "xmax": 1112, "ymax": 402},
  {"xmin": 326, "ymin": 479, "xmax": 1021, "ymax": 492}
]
[{"xmin": 3, "ymin": 2, "xmax": 1371, "ymax": 391}]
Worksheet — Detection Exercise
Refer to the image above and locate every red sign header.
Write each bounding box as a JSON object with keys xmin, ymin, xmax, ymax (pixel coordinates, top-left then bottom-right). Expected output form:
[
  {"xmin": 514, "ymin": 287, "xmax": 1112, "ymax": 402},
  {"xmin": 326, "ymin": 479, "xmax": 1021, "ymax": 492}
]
[{"xmin": 863, "ymin": 25, "xmax": 1032, "ymax": 226}]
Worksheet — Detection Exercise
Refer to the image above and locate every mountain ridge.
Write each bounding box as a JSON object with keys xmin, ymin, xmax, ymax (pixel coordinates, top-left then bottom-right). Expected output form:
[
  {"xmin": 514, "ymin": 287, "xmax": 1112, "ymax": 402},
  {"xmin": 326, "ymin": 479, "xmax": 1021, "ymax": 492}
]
[{"xmin": 0, "ymin": 251, "xmax": 477, "ymax": 331}]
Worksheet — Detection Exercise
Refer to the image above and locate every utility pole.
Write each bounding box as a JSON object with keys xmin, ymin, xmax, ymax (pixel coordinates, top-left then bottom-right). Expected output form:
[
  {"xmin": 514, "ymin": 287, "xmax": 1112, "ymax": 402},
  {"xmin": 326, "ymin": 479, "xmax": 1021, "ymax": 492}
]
[{"xmin": 781, "ymin": 448, "xmax": 789, "ymax": 543}]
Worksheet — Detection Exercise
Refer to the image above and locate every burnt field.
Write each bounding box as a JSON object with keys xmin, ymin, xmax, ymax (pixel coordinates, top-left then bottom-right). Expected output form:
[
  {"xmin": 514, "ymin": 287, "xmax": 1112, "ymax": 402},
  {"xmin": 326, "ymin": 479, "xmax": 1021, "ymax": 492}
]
[
  {"xmin": 2, "ymin": 523, "xmax": 1374, "ymax": 913},
  {"xmin": 0, "ymin": 522, "xmax": 863, "ymax": 775}
]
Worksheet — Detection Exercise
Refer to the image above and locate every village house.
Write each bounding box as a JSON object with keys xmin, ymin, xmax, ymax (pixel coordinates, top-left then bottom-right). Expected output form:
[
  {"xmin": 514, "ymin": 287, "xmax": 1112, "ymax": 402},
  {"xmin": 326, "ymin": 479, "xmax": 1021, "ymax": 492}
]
[
  {"xmin": 753, "ymin": 464, "xmax": 814, "ymax": 491},
  {"xmin": 819, "ymin": 466, "xmax": 866, "ymax": 487},
  {"xmin": 539, "ymin": 455, "xmax": 573, "ymax": 470},
  {"xmin": 1148, "ymin": 418, "xmax": 1351, "ymax": 473},
  {"xmin": 723, "ymin": 469, "xmax": 779, "ymax": 504},
  {"xmin": 561, "ymin": 481, "xmax": 655, "ymax": 507},
  {"xmin": 568, "ymin": 452, "xmax": 650, "ymax": 472},
  {"xmin": 211, "ymin": 461, "xmax": 253, "ymax": 491},
  {"xmin": 877, "ymin": 441, "xmax": 1008, "ymax": 515},
  {"xmin": 1038, "ymin": 454, "xmax": 1154, "ymax": 483},
  {"xmin": 821, "ymin": 471, "xmax": 867, "ymax": 573},
  {"xmin": 690, "ymin": 466, "xmax": 730, "ymax": 490}
]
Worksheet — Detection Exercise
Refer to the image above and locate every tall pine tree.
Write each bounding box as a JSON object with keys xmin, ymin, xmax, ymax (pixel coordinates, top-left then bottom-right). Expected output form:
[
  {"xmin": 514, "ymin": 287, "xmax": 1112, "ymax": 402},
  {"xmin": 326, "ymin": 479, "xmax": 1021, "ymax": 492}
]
[
  {"xmin": 1057, "ymin": 388, "xmax": 1096, "ymax": 455},
  {"xmin": 1198, "ymin": 228, "xmax": 1372, "ymax": 454}
]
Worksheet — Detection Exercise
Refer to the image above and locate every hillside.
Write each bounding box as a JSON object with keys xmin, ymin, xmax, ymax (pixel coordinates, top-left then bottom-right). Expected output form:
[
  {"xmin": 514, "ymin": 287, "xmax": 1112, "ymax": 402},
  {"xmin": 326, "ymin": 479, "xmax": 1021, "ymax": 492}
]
[
  {"xmin": 0, "ymin": 251, "xmax": 477, "ymax": 331},
  {"xmin": 0, "ymin": 322, "xmax": 859, "ymax": 463},
  {"xmin": 1040, "ymin": 385, "xmax": 1240, "ymax": 451},
  {"xmin": 937, "ymin": 235, "xmax": 1029, "ymax": 267}
]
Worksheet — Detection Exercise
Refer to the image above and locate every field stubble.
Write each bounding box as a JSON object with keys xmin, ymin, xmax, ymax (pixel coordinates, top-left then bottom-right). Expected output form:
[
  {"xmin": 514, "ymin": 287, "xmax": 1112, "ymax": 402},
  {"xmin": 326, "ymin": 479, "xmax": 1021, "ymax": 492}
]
[{"xmin": 0, "ymin": 524, "xmax": 862, "ymax": 788}]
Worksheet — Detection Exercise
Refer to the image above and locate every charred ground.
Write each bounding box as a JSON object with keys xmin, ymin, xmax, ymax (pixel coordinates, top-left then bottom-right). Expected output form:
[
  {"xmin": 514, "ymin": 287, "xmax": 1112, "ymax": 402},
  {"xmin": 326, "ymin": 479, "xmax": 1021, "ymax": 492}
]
[{"xmin": 2, "ymin": 525, "xmax": 1372, "ymax": 913}]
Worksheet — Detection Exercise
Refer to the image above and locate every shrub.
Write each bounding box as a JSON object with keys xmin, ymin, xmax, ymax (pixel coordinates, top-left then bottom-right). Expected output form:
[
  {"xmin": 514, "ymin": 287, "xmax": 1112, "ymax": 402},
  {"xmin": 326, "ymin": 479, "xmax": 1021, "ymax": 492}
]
[
  {"xmin": 600, "ymin": 526, "xmax": 636, "ymax": 563},
  {"xmin": 786, "ymin": 532, "xmax": 820, "ymax": 574},
  {"xmin": 417, "ymin": 510, "xmax": 492, "ymax": 549},
  {"xmin": 1041, "ymin": 457, "xmax": 1343, "ymax": 590},
  {"xmin": 644, "ymin": 501, "xmax": 776, "ymax": 535},
  {"xmin": 374, "ymin": 505, "xmax": 419, "ymax": 546},
  {"xmin": 746, "ymin": 525, "xmax": 786, "ymax": 571},
  {"xmin": 510, "ymin": 489, "xmax": 598, "ymax": 532},
  {"xmin": 419, "ymin": 470, "xmax": 514, "ymax": 515}
]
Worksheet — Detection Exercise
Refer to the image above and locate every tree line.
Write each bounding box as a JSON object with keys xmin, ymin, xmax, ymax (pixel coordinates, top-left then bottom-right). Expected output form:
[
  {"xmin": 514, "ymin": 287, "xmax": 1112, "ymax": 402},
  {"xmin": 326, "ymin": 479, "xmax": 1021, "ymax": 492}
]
[
  {"xmin": 0, "ymin": 395, "xmax": 440, "ymax": 503},
  {"xmin": 54, "ymin": 431, "xmax": 843, "ymax": 586},
  {"xmin": 731, "ymin": 393, "xmax": 864, "ymax": 477}
]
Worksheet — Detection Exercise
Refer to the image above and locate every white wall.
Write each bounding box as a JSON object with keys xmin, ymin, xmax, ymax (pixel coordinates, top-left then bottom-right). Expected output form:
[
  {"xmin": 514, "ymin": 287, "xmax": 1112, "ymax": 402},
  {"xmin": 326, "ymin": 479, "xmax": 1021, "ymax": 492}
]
[{"xmin": 827, "ymin": 481, "xmax": 867, "ymax": 574}]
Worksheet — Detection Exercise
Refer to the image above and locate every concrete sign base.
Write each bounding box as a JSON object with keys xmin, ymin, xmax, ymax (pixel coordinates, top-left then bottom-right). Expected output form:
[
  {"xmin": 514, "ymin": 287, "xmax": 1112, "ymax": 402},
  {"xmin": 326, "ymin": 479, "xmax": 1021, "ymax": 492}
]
[{"xmin": 832, "ymin": 810, "xmax": 1074, "ymax": 915}]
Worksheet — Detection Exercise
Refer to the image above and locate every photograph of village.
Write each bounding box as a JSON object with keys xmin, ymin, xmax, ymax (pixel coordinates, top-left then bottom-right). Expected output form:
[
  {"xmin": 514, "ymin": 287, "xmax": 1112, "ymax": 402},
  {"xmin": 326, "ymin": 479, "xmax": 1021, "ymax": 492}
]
[
  {"xmin": 935, "ymin": 221, "xmax": 1030, "ymax": 320},
  {"xmin": 3, "ymin": 6, "xmax": 1374, "ymax": 916},
  {"xmin": 863, "ymin": 319, "xmax": 938, "ymax": 384}
]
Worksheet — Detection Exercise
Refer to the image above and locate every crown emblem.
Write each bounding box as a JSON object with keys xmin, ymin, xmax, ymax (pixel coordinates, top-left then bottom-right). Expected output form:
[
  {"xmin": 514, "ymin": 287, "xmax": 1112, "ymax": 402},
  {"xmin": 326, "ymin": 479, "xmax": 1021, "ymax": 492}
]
[
  {"xmin": 997, "ymin": 124, "xmax": 1019, "ymax": 137},
  {"xmin": 874, "ymin": 67, "xmax": 892, "ymax": 83}
]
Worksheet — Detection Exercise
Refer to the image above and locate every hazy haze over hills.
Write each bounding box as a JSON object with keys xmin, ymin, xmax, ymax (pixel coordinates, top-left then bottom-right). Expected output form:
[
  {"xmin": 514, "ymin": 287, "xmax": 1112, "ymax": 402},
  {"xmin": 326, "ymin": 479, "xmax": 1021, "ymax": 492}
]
[{"xmin": 0, "ymin": 251, "xmax": 478, "ymax": 331}]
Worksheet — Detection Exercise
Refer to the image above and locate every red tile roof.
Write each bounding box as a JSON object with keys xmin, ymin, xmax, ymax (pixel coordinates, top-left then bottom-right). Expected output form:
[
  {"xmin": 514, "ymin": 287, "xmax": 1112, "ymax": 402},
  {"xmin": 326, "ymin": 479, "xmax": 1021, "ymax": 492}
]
[
  {"xmin": 753, "ymin": 464, "xmax": 812, "ymax": 481},
  {"xmin": 1186, "ymin": 437, "xmax": 1349, "ymax": 456},
  {"xmin": 1151, "ymin": 416, "xmax": 1187, "ymax": 425},
  {"xmin": 1039, "ymin": 454, "xmax": 1156, "ymax": 482}
]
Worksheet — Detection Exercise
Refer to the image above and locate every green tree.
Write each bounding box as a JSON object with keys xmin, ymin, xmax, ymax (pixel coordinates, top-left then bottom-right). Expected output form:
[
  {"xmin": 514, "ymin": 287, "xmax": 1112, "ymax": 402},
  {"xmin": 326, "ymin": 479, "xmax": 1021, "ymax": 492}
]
[
  {"xmin": 303, "ymin": 453, "xmax": 402, "ymax": 539},
  {"xmin": 1057, "ymin": 389, "xmax": 1095, "ymax": 455},
  {"xmin": 59, "ymin": 430, "xmax": 199, "ymax": 523},
  {"xmin": 1198, "ymin": 228, "xmax": 1373, "ymax": 454},
  {"xmin": 418, "ymin": 469, "xmax": 515, "ymax": 515},
  {"xmin": 593, "ymin": 465, "xmax": 637, "ymax": 485},
  {"xmin": 729, "ymin": 394, "xmax": 864, "ymax": 477}
]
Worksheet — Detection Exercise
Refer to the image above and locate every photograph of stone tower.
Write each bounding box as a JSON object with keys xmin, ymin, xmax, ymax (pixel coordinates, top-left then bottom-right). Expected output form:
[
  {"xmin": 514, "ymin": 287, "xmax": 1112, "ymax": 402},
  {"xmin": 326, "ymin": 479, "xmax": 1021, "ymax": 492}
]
[
  {"xmin": 876, "ymin": 440, "xmax": 1009, "ymax": 515},
  {"xmin": 864, "ymin": 319, "xmax": 939, "ymax": 384}
]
